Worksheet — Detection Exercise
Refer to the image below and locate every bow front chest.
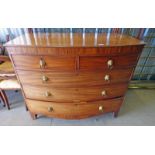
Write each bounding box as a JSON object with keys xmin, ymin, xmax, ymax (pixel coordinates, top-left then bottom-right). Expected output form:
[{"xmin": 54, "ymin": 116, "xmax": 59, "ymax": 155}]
[{"xmin": 5, "ymin": 33, "xmax": 145, "ymax": 119}]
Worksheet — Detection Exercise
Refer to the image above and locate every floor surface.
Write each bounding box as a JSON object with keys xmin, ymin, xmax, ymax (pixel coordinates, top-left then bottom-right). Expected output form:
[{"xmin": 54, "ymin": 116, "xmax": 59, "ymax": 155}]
[{"xmin": 0, "ymin": 89, "xmax": 155, "ymax": 126}]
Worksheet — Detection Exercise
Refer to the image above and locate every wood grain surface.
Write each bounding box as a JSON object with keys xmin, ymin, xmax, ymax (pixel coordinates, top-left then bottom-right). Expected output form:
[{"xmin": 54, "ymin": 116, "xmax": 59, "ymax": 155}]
[{"xmin": 5, "ymin": 33, "xmax": 145, "ymax": 119}]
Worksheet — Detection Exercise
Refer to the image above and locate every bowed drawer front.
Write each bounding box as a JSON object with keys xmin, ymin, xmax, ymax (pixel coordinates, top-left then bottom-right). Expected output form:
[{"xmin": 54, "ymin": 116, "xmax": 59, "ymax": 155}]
[
  {"xmin": 5, "ymin": 33, "xmax": 145, "ymax": 119},
  {"xmin": 16, "ymin": 68, "xmax": 133, "ymax": 86},
  {"xmin": 22, "ymin": 83, "xmax": 128, "ymax": 102},
  {"xmin": 26, "ymin": 97, "xmax": 123, "ymax": 119}
]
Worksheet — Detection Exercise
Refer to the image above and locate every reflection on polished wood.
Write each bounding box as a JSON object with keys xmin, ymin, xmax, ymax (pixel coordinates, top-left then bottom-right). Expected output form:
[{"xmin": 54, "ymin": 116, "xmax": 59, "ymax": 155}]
[
  {"xmin": 5, "ymin": 33, "xmax": 145, "ymax": 47},
  {"xmin": 4, "ymin": 33, "xmax": 145, "ymax": 119}
]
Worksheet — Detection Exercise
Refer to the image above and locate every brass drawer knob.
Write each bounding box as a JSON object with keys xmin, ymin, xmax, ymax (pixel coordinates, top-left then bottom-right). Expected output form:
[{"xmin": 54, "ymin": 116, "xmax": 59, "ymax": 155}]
[
  {"xmin": 48, "ymin": 106, "xmax": 53, "ymax": 112},
  {"xmin": 99, "ymin": 106, "xmax": 104, "ymax": 112},
  {"xmin": 39, "ymin": 58, "xmax": 46, "ymax": 68},
  {"xmin": 45, "ymin": 91, "xmax": 52, "ymax": 97},
  {"xmin": 104, "ymin": 74, "xmax": 110, "ymax": 81},
  {"xmin": 107, "ymin": 59, "xmax": 113, "ymax": 68},
  {"xmin": 101, "ymin": 90, "xmax": 107, "ymax": 96},
  {"xmin": 42, "ymin": 75, "xmax": 48, "ymax": 82}
]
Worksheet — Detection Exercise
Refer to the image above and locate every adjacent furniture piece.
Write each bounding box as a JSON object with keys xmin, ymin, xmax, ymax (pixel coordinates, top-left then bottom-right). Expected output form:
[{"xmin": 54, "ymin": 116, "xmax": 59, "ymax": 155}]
[
  {"xmin": 0, "ymin": 79, "xmax": 20, "ymax": 109},
  {"xmin": 0, "ymin": 89, "xmax": 10, "ymax": 109},
  {"xmin": 5, "ymin": 33, "xmax": 145, "ymax": 119},
  {"xmin": 0, "ymin": 53, "xmax": 19, "ymax": 109}
]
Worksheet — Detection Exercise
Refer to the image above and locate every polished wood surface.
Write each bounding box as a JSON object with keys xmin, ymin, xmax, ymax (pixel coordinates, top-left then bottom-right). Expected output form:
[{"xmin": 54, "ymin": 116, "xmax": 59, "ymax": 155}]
[
  {"xmin": 6, "ymin": 45, "xmax": 144, "ymax": 56},
  {"xmin": 80, "ymin": 54, "xmax": 139, "ymax": 70},
  {"xmin": 22, "ymin": 83, "xmax": 128, "ymax": 102},
  {"xmin": 16, "ymin": 68, "xmax": 133, "ymax": 87},
  {"xmin": 11, "ymin": 54, "xmax": 139, "ymax": 71},
  {"xmin": 26, "ymin": 97, "xmax": 123, "ymax": 119},
  {"xmin": 4, "ymin": 33, "xmax": 145, "ymax": 47},
  {"xmin": 12, "ymin": 55, "xmax": 76, "ymax": 71},
  {"xmin": 5, "ymin": 33, "xmax": 145, "ymax": 119}
]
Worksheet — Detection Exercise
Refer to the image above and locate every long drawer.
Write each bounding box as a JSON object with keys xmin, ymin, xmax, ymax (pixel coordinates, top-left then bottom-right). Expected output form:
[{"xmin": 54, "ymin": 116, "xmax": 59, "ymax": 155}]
[
  {"xmin": 16, "ymin": 68, "xmax": 133, "ymax": 87},
  {"xmin": 23, "ymin": 83, "xmax": 128, "ymax": 102},
  {"xmin": 26, "ymin": 97, "xmax": 123, "ymax": 119}
]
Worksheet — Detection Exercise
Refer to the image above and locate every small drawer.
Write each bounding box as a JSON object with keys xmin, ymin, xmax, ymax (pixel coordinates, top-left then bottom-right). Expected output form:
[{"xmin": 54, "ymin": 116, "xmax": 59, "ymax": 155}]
[
  {"xmin": 12, "ymin": 55, "xmax": 40, "ymax": 69},
  {"xmin": 23, "ymin": 83, "xmax": 128, "ymax": 102},
  {"xmin": 42, "ymin": 56, "xmax": 76, "ymax": 71},
  {"xmin": 80, "ymin": 54, "xmax": 139, "ymax": 70},
  {"xmin": 12, "ymin": 55, "xmax": 76, "ymax": 71},
  {"xmin": 16, "ymin": 68, "xmax": 133, "ymax": 87},
  {"xmin": 26, "ymin": 97, "xmax": 123, "ymax": 119}
]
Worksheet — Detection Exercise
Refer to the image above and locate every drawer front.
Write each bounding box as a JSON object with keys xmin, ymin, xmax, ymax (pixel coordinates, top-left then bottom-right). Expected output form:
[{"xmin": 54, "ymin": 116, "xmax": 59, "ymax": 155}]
[
  {"xmin": 23, "ymin": 83, "xmax": 127, "ymax": 102},
  {"xmin": 12, "ymin": 55, "xmax": 40, "ymax": 69},
  {"xmin": 12, "ymin": 55, "xmax": 76, "ymax": 71},
  {"xmin": 37, "ymin": 46, "xmax": 143, "ymax": 56},
  {"xmin": 16, "ymin": 68, "xmax": 133, "ymax": 87},
  {"xmin": 80, "ymin": 54, "xmax": 139, "ymax": 70},
  {"xmin": 26, "ymin": 97, "xmax": 123, "ymax": 119}
]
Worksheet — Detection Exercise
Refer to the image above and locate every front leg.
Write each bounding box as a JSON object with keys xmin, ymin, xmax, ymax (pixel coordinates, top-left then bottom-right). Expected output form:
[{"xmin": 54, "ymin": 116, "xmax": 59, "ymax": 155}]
[
  {"xmin": 30, "ymin": 112, "xmax": 37, "ymax": 120},
  {"xmin": 113, "ymin": 111, "xmax": 119, "ymax": 118}
]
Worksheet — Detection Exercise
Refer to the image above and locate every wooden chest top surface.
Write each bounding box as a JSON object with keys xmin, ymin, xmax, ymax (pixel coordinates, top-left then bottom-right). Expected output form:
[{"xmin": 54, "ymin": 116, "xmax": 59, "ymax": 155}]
[{"xmin": 4, "ymin": 33, "xmax": 145, "ymax": 47}]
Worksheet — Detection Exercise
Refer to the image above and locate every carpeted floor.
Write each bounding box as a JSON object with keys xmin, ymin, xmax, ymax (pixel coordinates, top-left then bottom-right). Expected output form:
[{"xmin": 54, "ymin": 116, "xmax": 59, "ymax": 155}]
[{"xmin": 0, "ymin": 89, "xmax": 155, "ymax": 126}]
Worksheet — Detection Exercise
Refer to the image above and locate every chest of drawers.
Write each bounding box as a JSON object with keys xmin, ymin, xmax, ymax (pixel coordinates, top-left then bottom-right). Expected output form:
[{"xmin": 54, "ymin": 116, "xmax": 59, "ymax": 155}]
[{"xmin": 5, "ymin": 33, "xmax": 145, "ymax": 119}]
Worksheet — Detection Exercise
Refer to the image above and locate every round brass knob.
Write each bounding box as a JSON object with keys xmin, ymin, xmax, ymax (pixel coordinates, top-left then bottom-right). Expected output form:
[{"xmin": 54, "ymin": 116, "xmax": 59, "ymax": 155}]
[
  {"xmin": 107, "ymin": 59, "xmax": 113, "ymax": 68},
  {"xmin": 48, "ymin": 106, "xmax": 53, "ymax": 112},
  {"xmin": 99, "ymin": 106, "xmax": 104, "ymax": 112},
  {"xmin": 42, "ymin": 75, "xmax": 48, "ymax": 82},
  {"xmin": 45, "ymin": 91, "xmax": 52, "ymax": 97},
  {"xmin": 39, "ymin": 58, "xmax": 46, "ymax": 68},
  {"xmin": 101, "ymin": 90, "xmax": 107, "ymax": 96},
  {"xmin": 104, "ymin": 75, "xmax": 110, "ymax": 81}
]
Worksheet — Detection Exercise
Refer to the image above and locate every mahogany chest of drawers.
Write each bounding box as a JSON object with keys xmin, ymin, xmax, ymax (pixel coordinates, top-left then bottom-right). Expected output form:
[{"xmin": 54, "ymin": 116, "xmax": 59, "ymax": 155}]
[{"xmin": 5, "ymin": 33, "xmax": 145, "ymax": 119}]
